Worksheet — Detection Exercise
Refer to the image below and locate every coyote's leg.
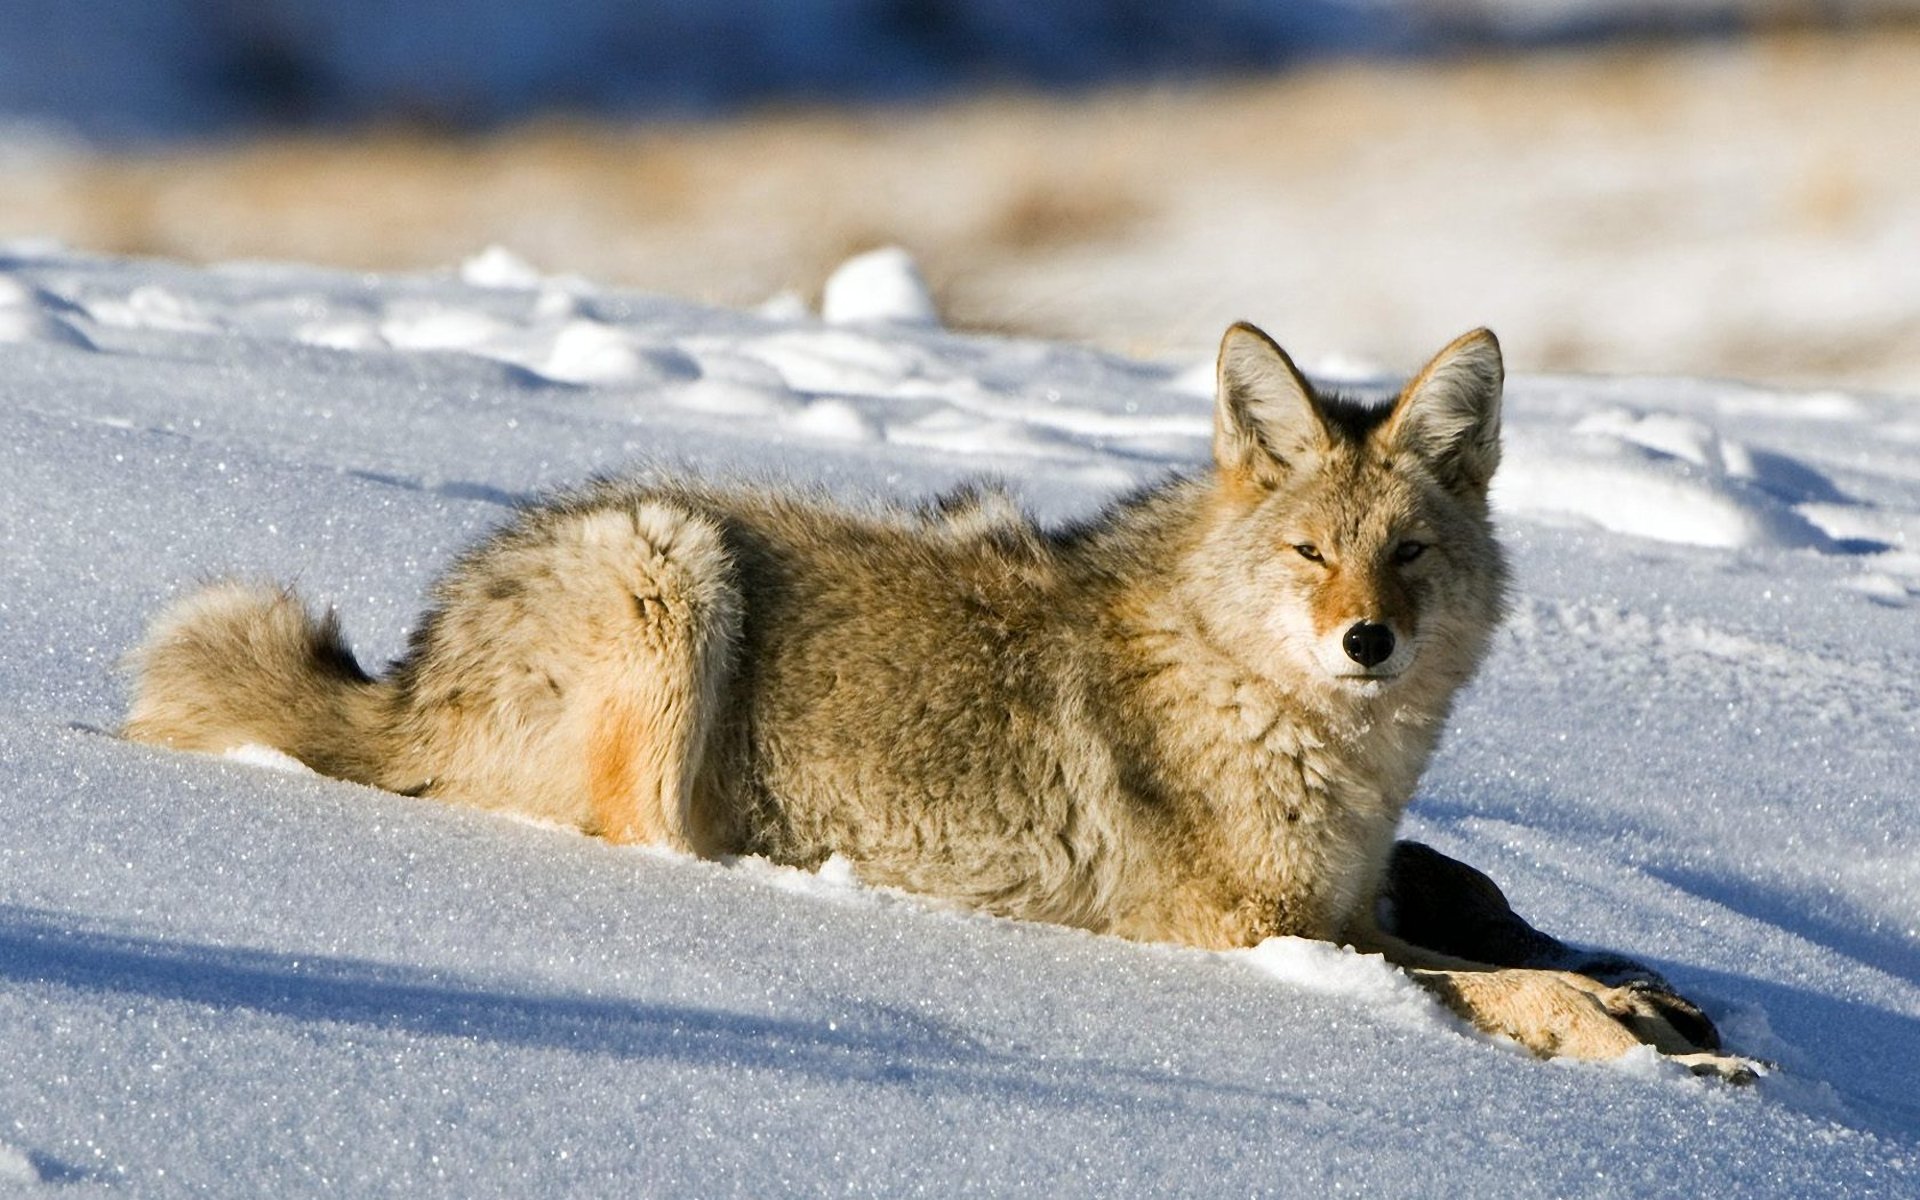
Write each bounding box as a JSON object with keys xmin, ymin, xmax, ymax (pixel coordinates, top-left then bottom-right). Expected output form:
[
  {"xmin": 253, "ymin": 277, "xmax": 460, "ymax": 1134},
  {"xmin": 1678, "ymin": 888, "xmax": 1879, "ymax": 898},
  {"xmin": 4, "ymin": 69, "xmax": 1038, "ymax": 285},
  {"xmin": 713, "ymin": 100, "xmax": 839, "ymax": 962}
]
[
  {"xmin": 1365, "ymin": 929, "xmax": 1762, "ymax": 1082},
  {"xmin": 1350, "ymin": 856, "xmax": 1763, "ymax": 1082},
  {"xmin": 566, "ymin": 504, "xmax": 741, "ymax": 854},
  {"xmin": 1403, "ymin": 961, "xmax": 1755, "ymax": 1074},
  {"xmin": 1379, "ymin": 840, "xmax": 1722, "ymax": 1051},
  {"xmin": 405, "ymin": 500, "xmax": 741, "ymax": 854}
]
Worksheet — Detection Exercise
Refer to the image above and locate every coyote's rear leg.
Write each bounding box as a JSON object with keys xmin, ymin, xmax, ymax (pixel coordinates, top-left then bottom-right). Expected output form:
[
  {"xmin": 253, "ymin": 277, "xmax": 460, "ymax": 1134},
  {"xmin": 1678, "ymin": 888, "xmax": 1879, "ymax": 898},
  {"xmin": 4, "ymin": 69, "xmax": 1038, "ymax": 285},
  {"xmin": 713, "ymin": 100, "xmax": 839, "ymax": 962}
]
[{"xmin": 392, "ymin": 498, "xmax": 742, "ymax": 854}]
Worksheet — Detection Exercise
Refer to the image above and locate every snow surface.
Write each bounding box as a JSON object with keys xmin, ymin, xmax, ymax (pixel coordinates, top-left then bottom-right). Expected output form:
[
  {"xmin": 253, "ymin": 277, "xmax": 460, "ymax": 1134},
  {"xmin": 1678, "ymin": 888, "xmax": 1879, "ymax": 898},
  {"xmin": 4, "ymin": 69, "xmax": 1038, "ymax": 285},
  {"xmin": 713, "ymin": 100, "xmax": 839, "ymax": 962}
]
[{"xmin": 1, "ymin": 244, "xmax": 1917, "ymax": 1195}]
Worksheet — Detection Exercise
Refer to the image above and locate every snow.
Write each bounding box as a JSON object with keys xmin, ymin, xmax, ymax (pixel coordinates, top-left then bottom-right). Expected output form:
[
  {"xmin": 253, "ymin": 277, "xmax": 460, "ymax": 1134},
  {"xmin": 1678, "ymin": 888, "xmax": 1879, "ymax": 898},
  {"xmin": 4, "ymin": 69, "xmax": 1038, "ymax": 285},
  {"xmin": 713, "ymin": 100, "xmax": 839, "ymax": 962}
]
[
  {"xmin": 1, "ymin": 244, "xmax": 1917, "ymax": 1195},
  {"xmin": 821, "ymin": 246, "xmax": 942, "ymax": 329},
  {"xmin": 223, "ymin": 744, "xmax": 317, "ymax": 776}
]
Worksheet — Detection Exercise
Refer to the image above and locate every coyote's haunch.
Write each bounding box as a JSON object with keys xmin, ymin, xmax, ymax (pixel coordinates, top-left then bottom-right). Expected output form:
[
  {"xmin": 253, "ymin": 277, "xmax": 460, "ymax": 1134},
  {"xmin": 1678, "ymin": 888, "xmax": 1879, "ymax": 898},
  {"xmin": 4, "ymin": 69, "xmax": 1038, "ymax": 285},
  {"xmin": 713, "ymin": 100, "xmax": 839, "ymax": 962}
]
[{"xmin": 125, "ymin": 323, "xmax": 1759, "ymax": 1080}]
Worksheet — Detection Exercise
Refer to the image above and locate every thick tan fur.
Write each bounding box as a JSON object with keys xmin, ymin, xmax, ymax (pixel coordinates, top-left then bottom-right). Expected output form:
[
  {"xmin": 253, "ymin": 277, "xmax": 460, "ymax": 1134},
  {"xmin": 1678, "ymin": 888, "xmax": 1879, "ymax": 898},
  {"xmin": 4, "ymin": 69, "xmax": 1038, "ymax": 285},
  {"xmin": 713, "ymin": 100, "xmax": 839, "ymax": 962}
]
[{"xmin": 124, "ymin": 324, "xmax": 1756, "ymax": 1079}]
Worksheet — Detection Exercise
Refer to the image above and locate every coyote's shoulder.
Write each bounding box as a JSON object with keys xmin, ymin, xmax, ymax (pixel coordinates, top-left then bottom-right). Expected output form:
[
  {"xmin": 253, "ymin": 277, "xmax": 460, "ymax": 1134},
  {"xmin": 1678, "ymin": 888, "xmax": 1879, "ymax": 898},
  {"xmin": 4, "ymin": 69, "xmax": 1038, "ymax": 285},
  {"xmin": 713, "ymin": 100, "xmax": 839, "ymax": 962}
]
[{"xmin": 123, "ymin": 324, "xmax": 1758, "ymax": 1078}]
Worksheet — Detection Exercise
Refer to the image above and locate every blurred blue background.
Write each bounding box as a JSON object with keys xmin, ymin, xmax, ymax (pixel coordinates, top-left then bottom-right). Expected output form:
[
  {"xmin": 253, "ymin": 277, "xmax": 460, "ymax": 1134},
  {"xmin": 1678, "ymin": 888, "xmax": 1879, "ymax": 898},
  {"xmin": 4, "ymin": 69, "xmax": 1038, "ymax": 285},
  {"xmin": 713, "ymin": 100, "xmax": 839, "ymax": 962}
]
[{"xmin": 0, "ymin": 0, "xmax": 1891, "ymax": 142}]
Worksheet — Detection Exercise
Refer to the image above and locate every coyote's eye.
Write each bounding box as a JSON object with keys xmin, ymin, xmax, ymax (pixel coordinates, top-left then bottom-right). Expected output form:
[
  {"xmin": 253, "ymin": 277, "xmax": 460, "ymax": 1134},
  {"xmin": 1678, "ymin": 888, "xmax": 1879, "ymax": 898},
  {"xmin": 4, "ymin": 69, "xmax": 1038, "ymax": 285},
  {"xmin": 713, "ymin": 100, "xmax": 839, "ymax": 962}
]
[
  {"xmin": 1293, "ymin": 544, "xmax": 1324, "ymax": 563},
  {"xmin": 1393, "ymin": 541, "xmax": 1428, "ymax": 564}
]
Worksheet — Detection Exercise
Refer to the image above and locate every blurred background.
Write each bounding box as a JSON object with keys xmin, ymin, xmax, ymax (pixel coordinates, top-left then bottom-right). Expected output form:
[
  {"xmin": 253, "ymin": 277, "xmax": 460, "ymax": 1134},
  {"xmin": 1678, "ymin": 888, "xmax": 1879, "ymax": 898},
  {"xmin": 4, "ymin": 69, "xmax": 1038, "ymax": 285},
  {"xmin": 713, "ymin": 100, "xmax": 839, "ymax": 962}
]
[{"xmin": 2, "ymin": 0, "xmax": 1916, "ymax": 388}]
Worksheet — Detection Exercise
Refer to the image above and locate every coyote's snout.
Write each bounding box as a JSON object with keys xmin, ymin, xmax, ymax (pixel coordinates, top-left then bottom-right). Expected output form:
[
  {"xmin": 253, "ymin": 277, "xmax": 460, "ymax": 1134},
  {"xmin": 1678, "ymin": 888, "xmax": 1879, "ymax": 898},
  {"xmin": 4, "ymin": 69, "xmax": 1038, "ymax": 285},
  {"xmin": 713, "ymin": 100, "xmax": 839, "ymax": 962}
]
[{"xmin": 124, "ymin": 322, "xmax": 1759, "ymax": 1080}]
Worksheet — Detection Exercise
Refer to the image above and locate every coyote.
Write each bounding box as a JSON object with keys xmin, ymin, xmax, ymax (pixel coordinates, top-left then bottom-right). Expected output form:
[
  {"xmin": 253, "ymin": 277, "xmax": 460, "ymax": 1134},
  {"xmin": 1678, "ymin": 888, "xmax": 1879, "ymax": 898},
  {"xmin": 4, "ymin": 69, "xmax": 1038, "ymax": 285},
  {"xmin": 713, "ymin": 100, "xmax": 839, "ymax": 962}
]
[{"xmin": 125, "ymin": 323, "xmax": 1754, "ymax": 1079}]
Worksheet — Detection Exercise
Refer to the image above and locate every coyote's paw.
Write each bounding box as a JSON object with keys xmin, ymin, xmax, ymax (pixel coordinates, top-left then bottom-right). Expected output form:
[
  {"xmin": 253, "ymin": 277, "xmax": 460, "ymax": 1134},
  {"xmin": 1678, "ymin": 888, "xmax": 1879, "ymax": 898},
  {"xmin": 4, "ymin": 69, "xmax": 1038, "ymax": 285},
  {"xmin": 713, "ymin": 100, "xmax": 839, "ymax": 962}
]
[
  {"xmin": 1582, "ymin": 977, "xmax": 1720, "ymax": 1054},
  {"xmin": 1669, "ymin": 1050, "xmax": 1770, "ymax": 1085},
  {"xmin": 1412, "ymin": 967, "xmax": 1761, "ymax": 1080}
]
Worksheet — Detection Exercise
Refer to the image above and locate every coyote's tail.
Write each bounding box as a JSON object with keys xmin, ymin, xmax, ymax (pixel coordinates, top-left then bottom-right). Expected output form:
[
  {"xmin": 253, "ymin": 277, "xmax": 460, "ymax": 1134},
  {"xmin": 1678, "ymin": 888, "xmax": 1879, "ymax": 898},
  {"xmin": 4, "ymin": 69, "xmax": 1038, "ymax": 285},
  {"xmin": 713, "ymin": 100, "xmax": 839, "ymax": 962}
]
[{"xmin": 123, "ymin": 581, "xmax": 394, "ymax": 784}]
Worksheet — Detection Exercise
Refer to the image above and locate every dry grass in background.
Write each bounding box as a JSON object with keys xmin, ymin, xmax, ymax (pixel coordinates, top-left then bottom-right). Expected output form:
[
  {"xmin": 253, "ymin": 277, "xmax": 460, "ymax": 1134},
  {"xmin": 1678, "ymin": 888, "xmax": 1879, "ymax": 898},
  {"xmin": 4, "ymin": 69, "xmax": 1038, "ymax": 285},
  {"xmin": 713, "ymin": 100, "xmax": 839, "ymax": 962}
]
[{"xmin": 4, "ymin": 28, "xmax": 1916, "ymax": 388}]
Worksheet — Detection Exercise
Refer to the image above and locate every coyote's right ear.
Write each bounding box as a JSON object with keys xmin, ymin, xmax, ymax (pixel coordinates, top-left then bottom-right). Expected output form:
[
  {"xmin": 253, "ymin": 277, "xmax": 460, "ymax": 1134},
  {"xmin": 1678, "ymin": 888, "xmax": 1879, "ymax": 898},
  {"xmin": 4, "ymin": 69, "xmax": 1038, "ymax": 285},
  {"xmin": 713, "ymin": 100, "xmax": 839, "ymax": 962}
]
[{"xmin": 1213, "ymin": 322, "xmax": 1328, "ymax": 486}]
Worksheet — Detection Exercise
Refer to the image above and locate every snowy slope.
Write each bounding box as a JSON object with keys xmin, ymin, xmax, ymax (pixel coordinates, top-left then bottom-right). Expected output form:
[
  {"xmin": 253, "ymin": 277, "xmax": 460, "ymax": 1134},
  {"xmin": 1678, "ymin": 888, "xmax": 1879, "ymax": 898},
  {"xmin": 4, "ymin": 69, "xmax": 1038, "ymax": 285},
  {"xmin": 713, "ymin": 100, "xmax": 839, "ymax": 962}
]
[{"xmin": 1, "ymin": 246, "xmax": 1916, "ymax": 1195}]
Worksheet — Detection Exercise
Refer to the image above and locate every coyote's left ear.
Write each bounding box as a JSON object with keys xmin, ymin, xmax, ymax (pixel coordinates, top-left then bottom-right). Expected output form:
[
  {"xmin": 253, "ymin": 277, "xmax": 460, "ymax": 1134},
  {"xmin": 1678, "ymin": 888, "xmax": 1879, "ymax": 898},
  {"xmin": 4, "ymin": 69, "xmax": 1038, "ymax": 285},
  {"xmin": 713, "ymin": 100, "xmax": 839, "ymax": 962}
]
[{"xmin": 1384, "ymin": 328, "xmax": 1503, "ymax": 496}]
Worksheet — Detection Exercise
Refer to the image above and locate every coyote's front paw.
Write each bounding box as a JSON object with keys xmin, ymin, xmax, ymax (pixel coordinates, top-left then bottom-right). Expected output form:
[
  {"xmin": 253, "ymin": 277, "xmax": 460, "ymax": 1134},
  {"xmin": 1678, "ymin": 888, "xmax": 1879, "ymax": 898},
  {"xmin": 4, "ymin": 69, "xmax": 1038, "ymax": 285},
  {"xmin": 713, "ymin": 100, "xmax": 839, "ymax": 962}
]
[
  {"xmin": 1412, "ymin": 967, "xmax": 1763, "ymax": 1081},
  {"xmin": 1668, "ymin": 1050, "xmax": 1769, "ymax": 1085},
  {"xmin": 1583, "ymin": 977, "xmax": 1719, "ymax": 1053}
]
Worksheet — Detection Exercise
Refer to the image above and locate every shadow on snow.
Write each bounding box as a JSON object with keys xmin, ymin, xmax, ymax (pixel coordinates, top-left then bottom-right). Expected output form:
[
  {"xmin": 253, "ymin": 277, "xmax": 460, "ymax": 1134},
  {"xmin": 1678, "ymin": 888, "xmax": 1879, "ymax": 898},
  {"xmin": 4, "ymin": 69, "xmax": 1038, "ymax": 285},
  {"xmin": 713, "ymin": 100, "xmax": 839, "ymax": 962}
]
[{"xmin": 0, "ymin": 904, "xmax": 1305, "ymax": 1119}]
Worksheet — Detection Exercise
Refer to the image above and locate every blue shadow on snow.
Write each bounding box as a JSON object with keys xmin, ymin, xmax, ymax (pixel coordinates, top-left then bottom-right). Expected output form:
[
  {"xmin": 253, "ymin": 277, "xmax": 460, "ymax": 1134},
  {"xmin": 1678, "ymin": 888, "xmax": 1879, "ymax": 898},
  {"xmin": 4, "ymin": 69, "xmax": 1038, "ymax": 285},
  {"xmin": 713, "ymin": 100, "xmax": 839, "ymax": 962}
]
[{"xmin": 0, "ymin": 903, "xmax": 1302, "ymax": 1118}]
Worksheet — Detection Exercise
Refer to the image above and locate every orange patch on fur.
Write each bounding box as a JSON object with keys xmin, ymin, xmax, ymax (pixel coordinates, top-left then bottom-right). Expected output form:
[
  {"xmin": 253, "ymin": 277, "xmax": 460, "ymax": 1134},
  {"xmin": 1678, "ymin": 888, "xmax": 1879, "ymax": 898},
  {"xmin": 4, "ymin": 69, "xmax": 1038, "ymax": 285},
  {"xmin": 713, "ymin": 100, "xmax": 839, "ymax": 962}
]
[
  {"xmin": 1309, "ymin": 566, "xmax": 1416, "ymax": 637},
  {"xmin": 587, "ymin": 699, "xmax": 659, "ymax": 844}
]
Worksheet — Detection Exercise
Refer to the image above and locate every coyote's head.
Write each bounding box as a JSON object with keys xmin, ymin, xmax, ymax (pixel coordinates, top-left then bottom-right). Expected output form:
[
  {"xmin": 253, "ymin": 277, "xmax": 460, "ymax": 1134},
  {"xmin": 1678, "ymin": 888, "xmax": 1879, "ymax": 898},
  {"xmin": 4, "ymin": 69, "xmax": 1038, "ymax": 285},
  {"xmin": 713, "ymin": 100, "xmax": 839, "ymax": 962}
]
[{"xmin": 1195, "ymin": 323, "xmax": 1509, "ymax": 703}]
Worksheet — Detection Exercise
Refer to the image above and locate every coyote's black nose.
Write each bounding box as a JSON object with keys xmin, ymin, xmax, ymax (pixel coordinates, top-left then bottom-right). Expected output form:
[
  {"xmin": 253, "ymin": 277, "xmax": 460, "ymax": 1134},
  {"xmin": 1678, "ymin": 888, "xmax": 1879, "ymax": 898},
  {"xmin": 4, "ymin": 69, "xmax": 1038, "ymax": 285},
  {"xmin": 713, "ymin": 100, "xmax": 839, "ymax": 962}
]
[{"xmin": 1342, "ymin": 621, "xmax": 1396, "ymax": 668}]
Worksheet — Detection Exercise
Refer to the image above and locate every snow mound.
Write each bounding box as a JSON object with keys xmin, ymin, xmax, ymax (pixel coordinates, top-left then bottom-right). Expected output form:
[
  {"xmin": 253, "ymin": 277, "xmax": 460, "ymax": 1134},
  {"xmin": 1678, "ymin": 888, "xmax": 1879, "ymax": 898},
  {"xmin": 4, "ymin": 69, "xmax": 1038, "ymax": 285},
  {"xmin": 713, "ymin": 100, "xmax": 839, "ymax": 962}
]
[
  {"xmin": 1239, "ymin": 937, "xmax": 1452, "ymax": 1034},
  {"xmin": 1496, "ymin": 405, "xmax": 1844, "ymax": 551},
  {"xmin": 223, "ymin": 743, "xmax": 316, "ymax": 775},
  {"xmin": 0, "ymin": 1142, "xmax": 41, "ymax": 1185},
  {"xmin": 0, "ymin": 274, "xmax": 94, "ymax": 348},
  {"xmin": 459, "ymin": 245, "xmax": 545, "ymax": 290},
  {"xmin": 821, "ymin": 246, "xmax": 940, "ymax": 328}
]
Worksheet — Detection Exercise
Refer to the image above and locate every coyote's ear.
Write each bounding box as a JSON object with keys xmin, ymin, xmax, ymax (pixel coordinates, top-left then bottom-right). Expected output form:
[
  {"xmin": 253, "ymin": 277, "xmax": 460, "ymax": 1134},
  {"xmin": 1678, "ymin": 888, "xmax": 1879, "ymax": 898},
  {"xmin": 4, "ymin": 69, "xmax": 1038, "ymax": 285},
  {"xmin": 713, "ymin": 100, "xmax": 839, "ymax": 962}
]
[
  {"xmin": 1214, "ymin": 322, "xmax": 1329, "ymax": 486},
  {"xmin": 1384, "ymin": 328, "xmax": 1503, "ymax": 496}
]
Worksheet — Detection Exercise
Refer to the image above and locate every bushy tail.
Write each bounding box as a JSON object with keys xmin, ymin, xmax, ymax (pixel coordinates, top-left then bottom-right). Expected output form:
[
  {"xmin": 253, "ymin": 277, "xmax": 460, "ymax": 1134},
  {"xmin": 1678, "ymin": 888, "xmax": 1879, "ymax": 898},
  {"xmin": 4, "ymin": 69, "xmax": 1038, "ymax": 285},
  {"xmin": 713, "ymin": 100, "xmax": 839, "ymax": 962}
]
[{"xmin": 123, "ymin": 581, "xmax": 394, "ymax": 784}]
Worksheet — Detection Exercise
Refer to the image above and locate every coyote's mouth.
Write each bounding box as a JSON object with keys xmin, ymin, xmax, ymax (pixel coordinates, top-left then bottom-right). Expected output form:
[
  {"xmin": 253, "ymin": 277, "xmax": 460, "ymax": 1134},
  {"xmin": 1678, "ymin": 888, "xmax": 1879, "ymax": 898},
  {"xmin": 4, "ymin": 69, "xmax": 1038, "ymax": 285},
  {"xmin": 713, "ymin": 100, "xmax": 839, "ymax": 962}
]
[{"xmin": 1331, "ymin": 671, "xmax": 1400, "ymax": 689}]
